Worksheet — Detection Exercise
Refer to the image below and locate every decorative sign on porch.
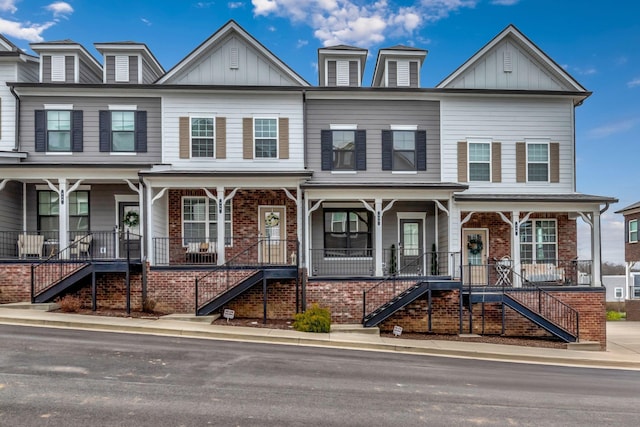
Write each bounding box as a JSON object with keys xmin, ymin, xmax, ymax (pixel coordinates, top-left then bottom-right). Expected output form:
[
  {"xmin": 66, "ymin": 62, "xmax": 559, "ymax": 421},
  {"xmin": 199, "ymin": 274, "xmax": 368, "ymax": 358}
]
[
  {"xmin": 223, "ymin": 309, "xmax": 235, "ymax": 322},
  {"xmin": 393, "ymin": 325, "xmax": 403, "ymax": 337}
]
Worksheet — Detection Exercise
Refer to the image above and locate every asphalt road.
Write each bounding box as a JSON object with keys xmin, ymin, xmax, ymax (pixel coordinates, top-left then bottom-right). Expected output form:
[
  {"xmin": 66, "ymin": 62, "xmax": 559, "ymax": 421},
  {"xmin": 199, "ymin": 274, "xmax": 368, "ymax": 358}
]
[{"xmin": 1, "ymin": 324, "xmax": 639, "ymax": 426}]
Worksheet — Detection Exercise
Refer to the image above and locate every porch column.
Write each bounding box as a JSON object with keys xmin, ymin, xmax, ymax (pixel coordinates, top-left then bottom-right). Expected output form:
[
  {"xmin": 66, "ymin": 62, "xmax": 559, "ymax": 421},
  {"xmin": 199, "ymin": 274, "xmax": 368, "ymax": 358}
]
[
  {"xmin": 144, "ymin": 179, "xmax": 153, "ymax": 265},
  {"xmin": 58, "ymin": 179, "xmax": 69, "ymax": 251},
  {"xmin": 512, "ymin": 211, "xmax": 521, "ymax": 287},
  {"xmin": 592, "ymin": 209, "xmax": 602, "ymax": 286},
  {"xmin": 374, "ymin": 199, "xmax": 383, "ymax": 277},
  {"xmin": 216, "ymin": 186, "xmax": 226, "ymax": 264}
]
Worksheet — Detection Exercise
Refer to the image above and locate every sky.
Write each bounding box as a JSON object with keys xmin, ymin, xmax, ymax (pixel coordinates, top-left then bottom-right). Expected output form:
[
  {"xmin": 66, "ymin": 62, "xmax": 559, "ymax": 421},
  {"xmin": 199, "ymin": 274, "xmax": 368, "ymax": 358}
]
[{"xmin": 1, "ymin": 0, "xmax": 638, "ymax": 264}]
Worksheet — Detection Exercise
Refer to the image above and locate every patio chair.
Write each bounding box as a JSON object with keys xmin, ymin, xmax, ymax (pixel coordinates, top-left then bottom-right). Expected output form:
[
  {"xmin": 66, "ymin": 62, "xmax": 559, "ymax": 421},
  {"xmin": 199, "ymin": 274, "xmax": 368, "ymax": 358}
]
[
  {"xmin": 69, "ymin": 234, "xmax": 92, "ymax": 258},
  {"xmin": 185, "ymin": 241, "xmax": 217, "ymax": 263},
  {"xmin": 17, "ymin": 234, "xmax": 45, "ymax": 258}
]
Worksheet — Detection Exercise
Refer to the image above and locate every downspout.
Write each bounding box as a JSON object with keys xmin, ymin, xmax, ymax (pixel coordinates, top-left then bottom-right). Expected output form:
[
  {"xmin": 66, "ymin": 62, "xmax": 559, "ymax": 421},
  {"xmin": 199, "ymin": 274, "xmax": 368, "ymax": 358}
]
[
  {"xmin": 139, "ymin": 174, "xmax": 148, "ymax": 303},
  {"xmin": 9, "ymin": 85, "xmax": 20, "ymax": 151}
]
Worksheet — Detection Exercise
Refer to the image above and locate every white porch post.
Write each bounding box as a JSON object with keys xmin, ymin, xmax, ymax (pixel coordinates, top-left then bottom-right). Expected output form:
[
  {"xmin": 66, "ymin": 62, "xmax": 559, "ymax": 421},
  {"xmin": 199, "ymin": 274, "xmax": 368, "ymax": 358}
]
[
  {"xmin": 374, "ymin": 199, "xmax": 383, "ymax": 277},
  {"xmin": 216, "ymin": 186, "xmax": 225, "ymax": 265},
  {"xmin": 58, "ymin": 179, "xmax": 69, "ymax": 250},
  {"xmin": 512, "ymin": 211, "xmax": 521, "ymax": 287},
  {"xmin": 592, "ymin": 209, "xmax": 602, "ymax": 286},
  {"xmin": 145, "ymin": 180, "xmax": 153, "ymax": 265}
]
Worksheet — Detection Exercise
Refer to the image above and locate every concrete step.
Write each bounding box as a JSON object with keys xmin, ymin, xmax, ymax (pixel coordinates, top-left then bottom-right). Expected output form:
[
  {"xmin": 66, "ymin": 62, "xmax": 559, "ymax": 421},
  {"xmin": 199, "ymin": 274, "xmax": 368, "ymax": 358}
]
[
  {"xmin": 331, "ymin": 324, "xmax": 380, "ymax": 335},
  {"xmin": 567, "ymin": 341, "xmax": 601, "ymax": 351},
  {"xmin": 0, "ymin": 302, "xmax": 59, "ymax": 311},
  {"xmin": 160, "ymin": 313, "xmax": 220, "ymax": 324}
]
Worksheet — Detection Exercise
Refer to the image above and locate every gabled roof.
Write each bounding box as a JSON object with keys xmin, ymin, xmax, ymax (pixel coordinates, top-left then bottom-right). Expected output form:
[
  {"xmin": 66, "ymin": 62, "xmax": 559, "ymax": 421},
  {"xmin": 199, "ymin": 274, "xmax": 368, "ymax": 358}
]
[
  {"xmin": 156, "ymin": 20, "xmax": 309, "ymax": 86},
  {"xmin": 0, "ymin": 34, "xmax": 37, "ymax": 61},
  {"xmin": 372, "ymin": 44, "xmax": 427, "ymax": 87},
  {"xmin": 615, "ymin": 201, "xmax": 640, "ymax": 215},
  {"xmin": 318, "ymin": 44, "xmax": 368, "ymax": 86},
  {"xmin": 437, "ymin": 24, "xmax": 586, "ymax": 93},
  {"xmin": 94, "ymin": 41, "xmax": 165, "ymax": 76},
  {"xmin": 30, "ymin": 39, "xmax": 102, "ymax": 75}
]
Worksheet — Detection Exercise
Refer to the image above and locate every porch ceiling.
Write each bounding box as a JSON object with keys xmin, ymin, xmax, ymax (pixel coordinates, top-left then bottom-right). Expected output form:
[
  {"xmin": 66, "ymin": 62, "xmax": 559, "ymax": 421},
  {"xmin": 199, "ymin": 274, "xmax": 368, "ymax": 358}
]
[
  {"xmin": 0, "ymin": 164, "xmax": 149, "ymax": 182},
  {"xmin": 141, "ymin": 170, "xmax": 312, "ymax": 189},
  {"xmin": 454, "ymin": 193, "xmax": 618, "ymax": 212}
]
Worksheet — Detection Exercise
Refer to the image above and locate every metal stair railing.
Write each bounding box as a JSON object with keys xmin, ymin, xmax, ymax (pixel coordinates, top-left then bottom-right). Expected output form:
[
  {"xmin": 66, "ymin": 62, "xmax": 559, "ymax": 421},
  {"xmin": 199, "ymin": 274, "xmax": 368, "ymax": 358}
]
[
  {"xmin": 362, "ymin": 251, "xmax": 430, "ymax": 322},
  {"xmin": 31, "ymin": 235, "xmax": 94, "ymax": 302},
  {"xmin": 195, "ymin": 238, "xmax": 298, "ymax": 314}
]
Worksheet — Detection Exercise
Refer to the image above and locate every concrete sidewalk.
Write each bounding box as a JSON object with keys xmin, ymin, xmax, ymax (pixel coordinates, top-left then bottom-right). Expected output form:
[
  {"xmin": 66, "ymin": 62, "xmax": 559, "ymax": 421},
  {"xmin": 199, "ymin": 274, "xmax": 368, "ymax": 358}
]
[{"xmin": 1, "ymin": 304, "xmax": 639, "ymax": 371}]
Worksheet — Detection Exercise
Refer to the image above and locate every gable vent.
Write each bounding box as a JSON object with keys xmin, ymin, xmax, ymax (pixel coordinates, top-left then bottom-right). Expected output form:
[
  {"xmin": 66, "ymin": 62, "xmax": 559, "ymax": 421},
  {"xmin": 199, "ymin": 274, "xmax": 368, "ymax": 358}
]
[
  {"xmin": 115, "ymin": 55, "xmax": 129, "ymax": 82},
  {"xmin": 51, "ymin": 55, "xmax": 66, "ymax": 82},
  {"xmin": 230, "ymin": 47, "xmax": 239, "ymax": 69},
  {"xmin": 503, "ymin": 51, "xmax": 513, "ymax": 73},
  {"xmin": 336, "ymin": 60, "xmax": 349, "ymax": 86},
  {"xmin": 397, "ymin": 60, "xmax": 410, "ymax": 86}
]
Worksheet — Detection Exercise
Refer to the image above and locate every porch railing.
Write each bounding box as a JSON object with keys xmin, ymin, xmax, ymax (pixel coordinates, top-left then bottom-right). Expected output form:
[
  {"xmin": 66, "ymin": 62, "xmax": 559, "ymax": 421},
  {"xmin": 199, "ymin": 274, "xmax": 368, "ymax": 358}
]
[
  {"xmin": 310, "ymin": 248, "xmax": 375, "ymax": 277},
  {"xmin": 0, "ymin": 230, "xmax": 58, "ymax": 260},
  {"xmin": 381, "ymin": 248, "xmax": 458, "ymax": 277},
  {"xmin": 461, "ymin": 259, "xmax": 593, "ymax": 287}
]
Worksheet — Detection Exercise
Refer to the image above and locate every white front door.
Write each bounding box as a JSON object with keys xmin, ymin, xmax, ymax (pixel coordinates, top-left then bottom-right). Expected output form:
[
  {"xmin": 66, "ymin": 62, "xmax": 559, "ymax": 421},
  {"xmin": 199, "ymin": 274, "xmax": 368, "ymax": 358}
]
[
  {"xmin": 462, "ymin": 229, "xmax": 488, "ymax": 286},
  {"xmin": 258, "ymin": 206, "xmax": 286, "ymax": 264},
  {"xmin": 118, "ymin": 202, "xmax": 140, "ymax": 258}
]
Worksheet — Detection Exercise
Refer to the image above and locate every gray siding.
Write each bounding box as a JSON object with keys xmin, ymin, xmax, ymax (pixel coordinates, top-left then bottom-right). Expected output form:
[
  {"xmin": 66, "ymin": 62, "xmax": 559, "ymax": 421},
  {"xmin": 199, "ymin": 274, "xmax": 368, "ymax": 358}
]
[
  {"xmin": 79, "ymin": 58, "xmax": 101, "ymax": 83},
  {"xmin": 0, "ymin": 181, "xmax": 23, "ymax": 230},
  {"xmin": 327, "ymin": 61, "xmax": 336, "ymax": 86},
  {"xmin": 105, "ymin": 55, "xmax": 140, "ymax": 84},
  {"xmin": 141, "ymin": 57, "xmax": 157, "ymax": 84},
  {"xmin": 349, "ymin": 61, "xmax": 358, "ymax": 87},
  {"xmin": 410, "ymin": 62, "xmax": 418, "ymax": 88},
  {"xmin": 306, "ymin": 99, "xmax": 441, "ymax": 181},
  {"xmin": 105, "ymin": 56, "xmax": 114, "ymax": 83},
  {"xmin": 65, "ymin": 56, "xmax": 74, "ymax": 82},
  {"xmin": 20, "ymin": 95, "xmax": 162, "ymax": 164},
  {"xmin": 388, "ymin": 61, "xmax": 397, "ymax": 87},
  {"xmin": 41, "ymin": 56, "xmax": 50, "ymax": 83},
  {"xmin": 18, "ymin": 62, "xmax": 39, "ymax": 82}
]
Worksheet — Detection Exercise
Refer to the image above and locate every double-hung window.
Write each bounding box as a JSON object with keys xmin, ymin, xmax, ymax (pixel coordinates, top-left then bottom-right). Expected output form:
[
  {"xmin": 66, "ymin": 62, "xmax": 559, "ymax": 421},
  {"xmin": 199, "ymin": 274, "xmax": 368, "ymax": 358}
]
[
  {"xmin": 182, "ymin": 197, "xmax": 232, "ymax": 245},
  {"xmin": 392, "ymin": 131, "xmax": 416, "ymax": 171},
  {"xmin": 629, "ymin": 220, "xmax": 638, "ymax": 243},
  {"xmin": 323, "ymin": 209, "xmax": 372, "ymax": 257},
  {"xmin": 99, "ymin": 108, "xmax": 146, "ymax": 153},
  {"xmin": 254, "ymin": 118, "xmax": 277, "ymax": 158},
  {"xmin": 527, "ymin": 142, "xmax": 549, "ymax": 182},
  {"xmin": 38, "ymin": 190, "xmax": 89, "ymax": 241},
  {"xmin": 46, "ymin": 111, "xmax": 71, "ymax": 151},
  {"xmin": 191, "ymin": 117, "xmax": 215, "ymax": 158},
  {"xmin": 468, "ymin": 141, "xmax": 491, "ymax": 181},
  {"xmin": 332, "ymin": 130, "xmax": 356, "ymax": 170},
  {"xmin": 519, "ymin": 220, "xmax": 557, "ymax": 263},
  {"xmin": 111, "ymin": 111, "xmax": 136, "ymax": 152}
]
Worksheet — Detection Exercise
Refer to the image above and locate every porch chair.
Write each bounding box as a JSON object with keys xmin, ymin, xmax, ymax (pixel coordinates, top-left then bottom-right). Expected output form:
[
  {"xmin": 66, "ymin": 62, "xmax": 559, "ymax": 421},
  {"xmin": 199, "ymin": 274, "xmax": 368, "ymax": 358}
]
[
  {"xmin": 69, "ymin": 234, "xmax": 93, "ymax": 258},
  {"xmin": 17, "ymin": 234, "xmax": 45, "ymax": 258},
  {"xmin": 521, "ymin": 263, "xmax": 565, "ymax": 283},
  {"xmin": 185, "ymin": 241, "xmax": 217, "ymax": 263}
]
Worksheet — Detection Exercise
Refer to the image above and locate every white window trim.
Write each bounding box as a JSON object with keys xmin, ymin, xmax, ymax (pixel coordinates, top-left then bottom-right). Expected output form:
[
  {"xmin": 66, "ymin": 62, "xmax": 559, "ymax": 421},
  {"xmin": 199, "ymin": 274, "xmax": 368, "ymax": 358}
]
[
  {"xmin": 525, "ymin": 139, "xmax": 550, "ymax": 183},
  {"xmin": 253, "ymin": 117, "xmax": 279, "ymax": 160},
  {"xmin": 467, "ymin": 138, "xmax": 492, "ymax": 182},
  {"xmin": 181, "ymin": 196, "xmax": 233, "ymax": 246},
  {"xmin": 614, "ymin": 287, "xmax": 624, "ymax": 299},
  {"xmin": 390, "ymin": 128, "xmax": 418, "ymax": 172},
  {"xmin": 109, "ymin": 104, "xmax": 137, "ymax": 111},
  {"xmin": 630, "ymin": 219, "xmax": 638, "ymax": 243},
  {"xmin": 189, "ymin": 115, "xmax": 216, "ymax": 159},
  {"xmin": 110, "ymin": 152, "xmax": 137, "ymax": 156},
  {"xmin": 44, "ymin": 104, "xmax": 73, "ymax": 110},
  {"xmin": 390, "ymin": 125, "xmax": 417, "ymax": 131},
  {"xmin": 330, "ymin": 124, "xmax": 357, "ymax": 130},
  {"xmin": 520, "ymin": 219, "xmax": 558, "ymax": 263}
]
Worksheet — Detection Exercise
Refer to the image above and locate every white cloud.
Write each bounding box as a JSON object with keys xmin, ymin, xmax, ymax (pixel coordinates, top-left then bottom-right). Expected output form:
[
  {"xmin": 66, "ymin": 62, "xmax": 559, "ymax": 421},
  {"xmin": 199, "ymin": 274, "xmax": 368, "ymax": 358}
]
[
  {"xmin": 296, "ymin": 39, "xmax": 308, "ymax": 48},
  {"xmin": 628, "ymin": 77, "xmax": 640, "ymax": 88},
  {"xmin": 0, "ymin": 0, "xmax": 17, "ymax": 13},
  {"xmin": 141, "ymin": 17, "xmax": 152, "ymax": 26},
  {"xmin": 588, "ymin": 118, "xmax": 639, "ymax": 139},
  {"xmin": 578, "ymin": 212, "xmax": 624, "ymax": 264},
  {"xmin": 491, "ymin": 0, "xmax": 519, "ymax": 5},
  {"xmin": 251, "ymin": 0, "xmax": 478, "ymax": 47},
  {"xmin": 0, "ymin": 17, "xmax": 55, "ymax": 42},
  {"xmin": 46, "ymin": 1, "xmax": 73, "ymax": 18},
  {"xmin": 228, "ymin": 1, "xmax": 244, "ymax": 8},
  {"xmin": 195, "ymin": 2, "xmax": 215, "ymax": 7}
]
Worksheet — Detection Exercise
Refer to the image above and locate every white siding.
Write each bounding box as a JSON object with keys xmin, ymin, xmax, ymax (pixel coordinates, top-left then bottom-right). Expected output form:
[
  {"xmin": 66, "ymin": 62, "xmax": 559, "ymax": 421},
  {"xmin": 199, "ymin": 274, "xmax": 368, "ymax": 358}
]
[
  {"xmin": 0, "ymin": 63, "xmax": 17, "ymax": 151},
  {"xmin": 162, "ymin": 92, "xmax": 305, "ymax": 170},
  {"xmin": 441, "ymin": 96, "xmax": 575, "ymax": 193}
]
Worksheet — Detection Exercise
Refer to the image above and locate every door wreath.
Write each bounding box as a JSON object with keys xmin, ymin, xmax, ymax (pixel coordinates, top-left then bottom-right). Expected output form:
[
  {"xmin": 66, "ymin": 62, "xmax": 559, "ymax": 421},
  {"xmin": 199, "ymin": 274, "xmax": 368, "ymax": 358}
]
[
  {"xmin": 123, "ymin": 210, "xmax": 140, "ymax": 228},
  {"xmin": 467, "ymin": 235, "xmax": 483, "ymax": 255}
]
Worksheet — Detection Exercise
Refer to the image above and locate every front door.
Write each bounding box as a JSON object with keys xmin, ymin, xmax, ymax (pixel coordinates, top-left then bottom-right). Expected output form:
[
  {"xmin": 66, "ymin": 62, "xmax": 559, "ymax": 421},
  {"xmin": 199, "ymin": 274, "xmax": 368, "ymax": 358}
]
[
  {"xmin": 118, "ymin": 202, "xmax": 140, "ymax": 259},
  {"xmin": 399, "ymin": 218, "xmax": 423, "ymax": 275},
  {"xmin": 462, "ymin": 229, "xmax": 488, "ymax": 285},
  {"xmin": 258, "ymin": 206, "xmax": 286, "ymax": 264}
]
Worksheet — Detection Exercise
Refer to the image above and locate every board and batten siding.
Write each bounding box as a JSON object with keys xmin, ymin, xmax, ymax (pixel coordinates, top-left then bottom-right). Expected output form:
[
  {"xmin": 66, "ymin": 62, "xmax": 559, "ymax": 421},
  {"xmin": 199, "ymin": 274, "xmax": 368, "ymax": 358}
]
[
  {"xmin": 162, "ymin": 92, "xmax": 304, "ymax": 170},
  {"xmin": 20, "ymin": 96, "xmax": 162, "ymax": 164},
  {"xmin": 306, "ymin": 99, "xmax": 440, "ymax": 181},
  {"xmin": 0, "ymin": 64, "xmax": 16, "ymax": 150},
  {"xmin": 440, "ymin": 96, "xmax": 575, "ymax": 193}
]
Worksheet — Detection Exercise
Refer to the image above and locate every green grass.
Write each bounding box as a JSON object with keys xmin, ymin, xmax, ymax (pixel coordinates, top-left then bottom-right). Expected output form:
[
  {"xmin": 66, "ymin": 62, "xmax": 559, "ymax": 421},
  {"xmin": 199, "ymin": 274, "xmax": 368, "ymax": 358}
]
[{"xmin": 607, "ymin": 310, "xmax": 626, "ymax": 321}]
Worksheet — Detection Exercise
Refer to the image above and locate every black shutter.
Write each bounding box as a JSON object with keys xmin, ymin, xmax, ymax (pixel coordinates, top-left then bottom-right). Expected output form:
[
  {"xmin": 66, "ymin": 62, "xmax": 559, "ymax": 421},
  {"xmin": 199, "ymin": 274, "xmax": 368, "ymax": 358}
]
[
  {"xmin": 99, "ymin": 110, "xmax": 110, "ymax": 152},
  {"xmin": 381, "ymin": 130, "xmax": 392, "ymax": 170},
  {"xmin": 321, "ymin": 130, "xmax": 332, "ymax": 170},
  {"xmin": 135, "ymin": 111, "xmax": 147, "ymax": 152},
  {"xmin": 416, "ymin": 130, "xmax": 427, "ymax": 171},
  {"xmin": 71, "ymin": 110, "xmax": 83, "ymax": 152},
  {"xmin": 355, "ymin": 130, "xmax": 366, "ymax": 171},
  {"xmin": 625, "ymin": 219, "xmax": 629, "ymax": 243},
  {"xmin": 35, "ymin": 110, "xmax": 46, "ymax": 152}
]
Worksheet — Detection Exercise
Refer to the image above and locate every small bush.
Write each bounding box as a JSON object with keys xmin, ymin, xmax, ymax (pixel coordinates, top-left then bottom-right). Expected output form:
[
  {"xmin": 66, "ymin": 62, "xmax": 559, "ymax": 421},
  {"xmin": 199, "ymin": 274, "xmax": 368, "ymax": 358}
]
[
  {"xmin": 293, "ymin": 304, "xmax": 331, "ymax": 333},
  {"xmin": 142, "ymin": 297, "xmax": 157, "ymax": 314},
  {"xmin": 56, "ymin": 295, "xmax": 82, "ymax": 313},
  {"xmin": 607, "ymin": 310, "xmax": 626, "ymax": 321}
]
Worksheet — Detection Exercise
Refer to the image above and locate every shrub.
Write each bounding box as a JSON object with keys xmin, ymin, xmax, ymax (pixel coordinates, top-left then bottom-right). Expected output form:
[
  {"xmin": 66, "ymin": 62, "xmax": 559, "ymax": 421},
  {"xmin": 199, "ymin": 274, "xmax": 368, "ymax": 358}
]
[
  {"xmin": 142, "ymin": 297, "xmax": 157, "ymax": 314},
  {"xmin": 293, "ymin": 304, "xmax": 331, "ymax": 333},
  {"xmin": 606, "ymin": 310, "xmax": 626, "ymax": 321},
  {"xmin": 56, "ymin": 295, "xmax": 82, "ymax": 313}
]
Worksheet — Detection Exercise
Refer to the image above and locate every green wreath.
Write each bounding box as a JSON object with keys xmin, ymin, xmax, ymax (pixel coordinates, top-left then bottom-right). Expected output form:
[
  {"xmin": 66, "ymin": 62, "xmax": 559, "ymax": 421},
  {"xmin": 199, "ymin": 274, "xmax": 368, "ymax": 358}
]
[
  {"xmin": 265, "ymin": 212, "xmax": 280, "ymax": 227},
  {"xmin": 467, "ymin": 236, "xmax": 483, "ymax": 255},
  {"xmin": 123, "ymin": 210, "xmax": 140, "ymax": 228}
]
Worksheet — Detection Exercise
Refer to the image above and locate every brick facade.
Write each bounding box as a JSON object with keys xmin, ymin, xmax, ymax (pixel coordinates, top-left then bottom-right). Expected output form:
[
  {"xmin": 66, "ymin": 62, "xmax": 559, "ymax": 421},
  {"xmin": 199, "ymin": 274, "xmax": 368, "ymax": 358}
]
[{"xmin": 622, "ymin": 211, "xmax": 640, "ymax": 263}]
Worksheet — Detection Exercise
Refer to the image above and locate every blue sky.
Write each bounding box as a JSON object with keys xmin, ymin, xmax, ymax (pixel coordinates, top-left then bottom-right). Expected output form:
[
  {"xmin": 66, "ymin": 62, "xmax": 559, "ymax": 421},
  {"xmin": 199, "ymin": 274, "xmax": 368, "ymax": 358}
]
[{"xmin": 1, "ymin": 0, "xmax": 638, "ymax": 263}]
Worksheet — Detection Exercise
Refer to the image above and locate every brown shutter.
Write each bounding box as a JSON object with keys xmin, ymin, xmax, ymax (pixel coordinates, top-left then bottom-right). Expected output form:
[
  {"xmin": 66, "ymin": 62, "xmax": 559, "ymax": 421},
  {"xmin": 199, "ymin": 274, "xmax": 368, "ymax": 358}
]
[
  {"xmin": 179, "ymin": 117, "xmax": 190, "ymax": 159},
  {"xmin": 243, "ymin": 117, "xmax": 253, "ymax": 159},
  {"xmin": 216, "ymin": 117, "xmax": 226, "ymax": 159},
  {"xmin": 279, "ymin": 117, "xmax": 289, "ymax": 159},
  {"xmin": 457, "ymin": 141, "xmax": 467, "ymax": 182},
  {"xmin": 550, "ymin": 142, "xmax": 560, "ymax": 183},
  {"xmin": 516, "ymin": 142, "xmax": 526, "ymax": 183},
  {"xmin": 491, "ymin": 142, "xmax": 501, "ymax": 183}
]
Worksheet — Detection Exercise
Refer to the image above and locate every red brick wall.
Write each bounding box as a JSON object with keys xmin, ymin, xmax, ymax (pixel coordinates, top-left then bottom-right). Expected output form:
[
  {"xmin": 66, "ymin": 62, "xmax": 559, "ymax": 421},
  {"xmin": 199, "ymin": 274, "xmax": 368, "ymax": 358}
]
[
  {"xmin": 623, "ymin": 212, "xmax": 640, "ymax": 263},
  {"xmin": 461, "ymin": 212, "xmax": 577, "ymax": 261},
  {"xmin": 0, "ymin": 264, "xmax": 32, "ymax": 303}
]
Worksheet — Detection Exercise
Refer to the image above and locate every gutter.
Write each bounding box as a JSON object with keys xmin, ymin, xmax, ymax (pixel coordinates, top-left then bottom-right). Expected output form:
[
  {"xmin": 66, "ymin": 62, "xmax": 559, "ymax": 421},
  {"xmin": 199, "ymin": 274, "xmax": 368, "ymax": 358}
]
[{"xmin": 9, "ymin": 85, "xmax": 20, "ymax": 151}]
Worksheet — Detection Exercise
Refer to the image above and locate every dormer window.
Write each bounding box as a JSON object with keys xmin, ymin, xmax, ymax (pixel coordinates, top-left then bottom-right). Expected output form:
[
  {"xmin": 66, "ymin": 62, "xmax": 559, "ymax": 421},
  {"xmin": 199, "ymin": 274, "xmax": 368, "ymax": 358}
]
[
  {"xmin": 115, "ymin": 55, "xmax": 129, "ymax": 82},
  {"xmin": 51, "ymin": 55, "xmax": 66, "ymax": 82}
]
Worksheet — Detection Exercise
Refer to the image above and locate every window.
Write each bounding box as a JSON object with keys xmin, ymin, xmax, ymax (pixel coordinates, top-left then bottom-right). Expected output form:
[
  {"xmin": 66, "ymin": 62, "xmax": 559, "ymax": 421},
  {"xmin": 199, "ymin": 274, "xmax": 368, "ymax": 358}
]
[
  {"xmin": 38, "ymin": 190, "xmax": 89, "ymax": 240},
  {"xmin": 614, "ymin": 288, "xmax": 624, "ymax": 299},
  {"xmin": 527, "ymin": 143, "xmax": 549, "ymax": 182},
  {"xmin": 382, "ymin": 129, "xmax": 426, "ymax": 171},
  {"xmin": 468, "ymin": 142, "xmax": 491, "ymax": 181},
  {"xmin": 111, "ymin": 111, "xmax": 136, "ymax": 152},
  {"xmin": 254, "ymin": 118, "xmax": 277, "ymax": 158},
  {"xmin": 323, "ymin": 209, "xmax": 372, "ymax": 257},
  {"xmin": 46, "ymin": 111, "xmax": 71, "ymax": 151},
  {"xmin": 332, "ymin": 130, "xmax": 356, "ymax": 170},
  {"xmin": 191, "ymin": 117, "xmax": 215, "ymax": 157},
  {"xmin": 182, "ymin": 197, "xmax": 232, "ymax": 245},
  {"xmin": 392, "ymin": 131, "xmax": 416, "ymax": 171},
  {"xmin": 629, "ymin": 220, "xmax": 638, "ymax": 243},
  {"xmin": 520, "ymin": 220, "xmax": 557, "ymax": 263}
]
